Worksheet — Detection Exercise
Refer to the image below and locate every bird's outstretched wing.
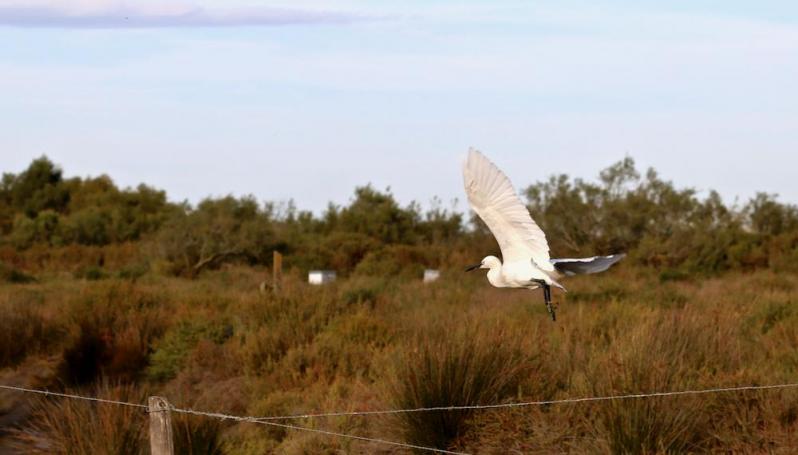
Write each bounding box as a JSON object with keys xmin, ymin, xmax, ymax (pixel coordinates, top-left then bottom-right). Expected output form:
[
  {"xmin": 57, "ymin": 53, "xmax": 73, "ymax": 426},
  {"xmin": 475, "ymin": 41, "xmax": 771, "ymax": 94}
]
[
  {"xmin": 463, "ymin": 149, "xmax": 553, "ymax": 270},
  {"xmin": 551, "ymin": 254, "xmax": 625, "ymax": 276}
]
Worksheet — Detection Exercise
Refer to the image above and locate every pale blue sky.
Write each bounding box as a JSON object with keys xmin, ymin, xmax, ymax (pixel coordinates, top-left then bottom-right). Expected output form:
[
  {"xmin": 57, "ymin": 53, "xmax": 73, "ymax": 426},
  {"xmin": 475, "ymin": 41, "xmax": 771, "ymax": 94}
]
[{"xmin": 1, "ymin": 0, "xmax": 797, "ymax": 212}]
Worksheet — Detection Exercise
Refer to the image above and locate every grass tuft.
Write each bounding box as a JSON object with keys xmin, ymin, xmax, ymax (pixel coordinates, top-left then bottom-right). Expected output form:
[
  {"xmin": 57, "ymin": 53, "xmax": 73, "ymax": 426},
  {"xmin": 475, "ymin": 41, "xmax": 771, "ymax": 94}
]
[
  {"xmin": 11, "ymin": 382, "xmax": 147, "ymax": 454},
  {"xmin": 386, "ymin": 324, "xmax": 529, "ymax": 450}
]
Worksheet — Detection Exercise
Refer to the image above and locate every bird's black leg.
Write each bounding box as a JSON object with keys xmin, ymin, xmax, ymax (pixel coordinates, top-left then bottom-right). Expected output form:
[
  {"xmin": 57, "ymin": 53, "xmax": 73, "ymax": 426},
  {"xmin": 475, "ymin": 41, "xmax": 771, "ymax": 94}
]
[
  {"xmin": 532, "ymin": 279, "xmax": 556, "ymax": 321},
  {"xmin": 543, "ymin": 284, "xmax": 555, "ymax": 321}
]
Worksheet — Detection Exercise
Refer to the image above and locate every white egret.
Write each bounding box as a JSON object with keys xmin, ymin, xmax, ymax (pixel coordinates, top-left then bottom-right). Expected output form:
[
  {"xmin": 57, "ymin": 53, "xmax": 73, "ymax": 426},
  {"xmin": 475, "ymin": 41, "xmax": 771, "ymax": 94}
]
[{"xmin": 463, "ymin": 149, "xmax": 624, "ymax": 321}]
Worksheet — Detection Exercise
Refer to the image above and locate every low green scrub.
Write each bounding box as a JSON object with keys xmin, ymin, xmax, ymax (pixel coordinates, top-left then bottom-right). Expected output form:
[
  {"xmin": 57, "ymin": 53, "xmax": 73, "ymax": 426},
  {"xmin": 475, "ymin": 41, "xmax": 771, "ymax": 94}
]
[{"xmin": 148, "ymin": 319, "xmax": 233, "ymax": 381}]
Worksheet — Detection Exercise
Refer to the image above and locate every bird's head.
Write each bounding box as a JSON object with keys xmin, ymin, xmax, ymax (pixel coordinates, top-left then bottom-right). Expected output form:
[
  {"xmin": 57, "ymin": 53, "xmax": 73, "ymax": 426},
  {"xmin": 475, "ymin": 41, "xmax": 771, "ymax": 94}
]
[{"xmin": 465, "ymin": 255, "xmax": 501, "ymax": 272}]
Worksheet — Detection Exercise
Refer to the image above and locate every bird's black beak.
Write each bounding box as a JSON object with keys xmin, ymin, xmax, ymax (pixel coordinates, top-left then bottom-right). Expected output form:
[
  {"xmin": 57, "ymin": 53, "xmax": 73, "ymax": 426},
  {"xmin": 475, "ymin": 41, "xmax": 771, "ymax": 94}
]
[{"xmin": 465, "ymin": 263, "xmax": 481, "ymax": 272}]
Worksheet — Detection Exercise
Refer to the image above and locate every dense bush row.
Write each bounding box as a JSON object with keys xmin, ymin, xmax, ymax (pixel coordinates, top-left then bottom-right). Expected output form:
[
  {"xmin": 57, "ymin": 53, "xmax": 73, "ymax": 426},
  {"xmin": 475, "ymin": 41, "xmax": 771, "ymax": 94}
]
[
  {"xmin": 0, "ymin": 157, "xmax": 174, "ymax": 248},
  {"xmin": 526, "ymin": 158, "xmax": 798, "ymax": 274},
  {"xmin": 3, "ymin": 156, "xmax": 798, "ymax": 279}
]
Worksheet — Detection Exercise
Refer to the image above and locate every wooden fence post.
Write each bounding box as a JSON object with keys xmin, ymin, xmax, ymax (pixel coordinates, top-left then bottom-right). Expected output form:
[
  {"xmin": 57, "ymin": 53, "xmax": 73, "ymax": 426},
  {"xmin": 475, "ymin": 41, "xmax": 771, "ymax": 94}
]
[
  {"xmin": 148, "ymin": 396, "xmax": 174, "ymax": 455},
  {"xmin": 273, "ymin": 251, "xmax": 283, "ymax": 292}
]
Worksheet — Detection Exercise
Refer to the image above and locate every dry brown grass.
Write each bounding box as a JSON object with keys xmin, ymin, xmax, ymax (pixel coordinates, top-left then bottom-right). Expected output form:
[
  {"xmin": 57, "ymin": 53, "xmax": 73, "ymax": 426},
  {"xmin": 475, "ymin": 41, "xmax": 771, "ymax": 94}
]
[
  {"xmin": 384, "ymin": 324, "xmax": 531, "ymax": 450},
  {"xmin": 0, "ymin": 289, "xmax": 60, "ymax": 369},
  {"xmin": 10, "ymin": 382, "xmax": 147, "ymax": 454},
  {"xmin": 2, "ymin": 266, "xmax": 798, "ymax": 453}
]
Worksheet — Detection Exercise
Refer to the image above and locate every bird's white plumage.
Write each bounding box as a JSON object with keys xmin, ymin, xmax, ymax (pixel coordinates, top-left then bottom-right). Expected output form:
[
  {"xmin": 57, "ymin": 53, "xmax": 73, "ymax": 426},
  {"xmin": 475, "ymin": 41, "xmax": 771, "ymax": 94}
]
[
  {"xmin": 463, "ymin": 149, "xmax": 555, "ymax": 272},
  {"xmin": 463, "ymin": 149, "xmax": 625, "ymax": 320}
]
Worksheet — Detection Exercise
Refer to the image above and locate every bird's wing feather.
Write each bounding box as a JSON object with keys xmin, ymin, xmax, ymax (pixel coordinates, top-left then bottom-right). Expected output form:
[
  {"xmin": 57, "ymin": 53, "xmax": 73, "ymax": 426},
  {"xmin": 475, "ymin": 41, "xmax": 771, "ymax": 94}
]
[
  {"xmin": 551, "ymin": 254, "xmax": 625, "ymax": 276},
  {"xmin": 463, "ymin": 149, "xmax": 553, "ymax": 270}
]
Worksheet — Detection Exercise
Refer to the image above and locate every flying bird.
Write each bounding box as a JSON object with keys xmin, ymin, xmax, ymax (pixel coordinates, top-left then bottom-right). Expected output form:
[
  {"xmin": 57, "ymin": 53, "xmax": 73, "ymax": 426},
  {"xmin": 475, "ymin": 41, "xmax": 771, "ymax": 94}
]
[{"xmin": 463, "ymin": 149, "xmax": 624, "ymax": 321}]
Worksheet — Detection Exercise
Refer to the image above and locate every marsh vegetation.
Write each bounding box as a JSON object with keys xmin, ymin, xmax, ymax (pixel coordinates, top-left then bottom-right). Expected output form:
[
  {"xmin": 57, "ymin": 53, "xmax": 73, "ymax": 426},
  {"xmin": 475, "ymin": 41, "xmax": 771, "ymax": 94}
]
[{"xmin": 1, "ymin": 157, "xmax": 797, "ymax": 453}]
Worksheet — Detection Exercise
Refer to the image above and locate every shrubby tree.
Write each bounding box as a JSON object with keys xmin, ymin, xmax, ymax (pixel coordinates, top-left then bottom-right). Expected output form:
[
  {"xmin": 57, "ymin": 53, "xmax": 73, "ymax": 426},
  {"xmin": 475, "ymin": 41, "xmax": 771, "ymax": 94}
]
[
  {"xmin": 353, "ymin": 244, "xmax": 430, "ymax": 278},
  {"xmin": 1, "ymin": 158, "xmax": 174, "ymax": 248},
  {"xmin": 286, "ymin": 186, "xmax": 462, "ymax": 276},
  {"xmin": 9, "ymin": 210, "xmax": 62, "ymax": 249},
  {"xmin": 60, "ymin": 180, "xmax": 175, "ymax": 245},
  {"xmin": 746, "ymin": 193, "xmax": 798, "ymax": 237},
  {"xmin": 326, "ymin": 185, "xmax": 420, "ymax": 244},
  {"xmin": 418, "ymin": 196, "xmax": 463, "ymax": 244},
  {"xmin": 523, "ymin": 158, "xmax": 783, "ymax": 274},
  {"xmin": 156, "ymin": 196, "xmax": 279, "ymax": 277},
  {"xmin": 6, "ymin": 157, "xmax": 70, "ymax": 217}
]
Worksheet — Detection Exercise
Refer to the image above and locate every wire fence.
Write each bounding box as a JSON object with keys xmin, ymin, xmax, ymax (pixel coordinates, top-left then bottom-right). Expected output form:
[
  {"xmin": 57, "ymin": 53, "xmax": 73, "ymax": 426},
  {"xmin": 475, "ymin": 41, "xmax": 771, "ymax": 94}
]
[
  {"xmin": 0, "ymin": 384, "xmax": 147, "ymax": 409},
  {"xmin": 166, "ymin": 406, "xmax": 468, "ymax": 455},
  {"xmin": 3, "ymin": 381, "xmax": 798, "ymax": 454},
  {"xmin": 251, "ymin": 382, "xmax": 798, "ymax": 421}
]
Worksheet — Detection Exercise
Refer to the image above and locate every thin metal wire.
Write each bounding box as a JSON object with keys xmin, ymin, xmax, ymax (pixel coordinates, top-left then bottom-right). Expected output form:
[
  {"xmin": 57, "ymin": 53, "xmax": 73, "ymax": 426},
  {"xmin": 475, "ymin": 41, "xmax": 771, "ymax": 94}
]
[
  {"xmin": 5, "ymin": 381, "xmax": 798, "ymax": 454},
  {"xmin": 0, "ymin": 383, "xmax": 464, "ymax": 454},
  {"xmin": 169, "ymin": 406, "xmax": 469, "ymax": 454},
  {"xmin": 0, "ymin": 384, "xmax": 148, "ymax": 409},
  {"xmin": 251, "ymin": 382, "xmax": 798, "ymax": 421}
]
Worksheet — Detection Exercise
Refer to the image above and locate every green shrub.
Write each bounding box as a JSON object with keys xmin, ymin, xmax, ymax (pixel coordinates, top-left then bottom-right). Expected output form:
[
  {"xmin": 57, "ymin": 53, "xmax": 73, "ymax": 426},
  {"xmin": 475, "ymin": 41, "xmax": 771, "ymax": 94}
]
[
  {"xmin": 329, "ymin": 185, "xmax": 421, "ymax": 244},
  {"xmin": 62, "ymin": 207, "xmax": 112, "ymax": 246},
  {"xmin": 147, "ymin": 320, "xmax": 233, "ymax": 381},
  {"xmin": 353, "ymin": 245, "xmax": 428, "ymax": 279},
  {"xmin": 6, "ymin": 156, "xmax": 70, "ymax": 217},
  {"xmin": 10, "ymin": 210, "xmax": 63, "ymax": 248},
  {"xmin": 156, "ymin": 196, "xmax": 278, "ymax": 277}
]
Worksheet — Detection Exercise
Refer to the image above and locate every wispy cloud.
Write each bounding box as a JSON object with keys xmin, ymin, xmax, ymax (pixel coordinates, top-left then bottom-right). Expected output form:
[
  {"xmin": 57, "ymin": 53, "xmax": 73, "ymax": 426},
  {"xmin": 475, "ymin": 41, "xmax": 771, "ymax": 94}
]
[{"xmin": 0, "ymin": 0, "xmax": 360, "ymax": 28}]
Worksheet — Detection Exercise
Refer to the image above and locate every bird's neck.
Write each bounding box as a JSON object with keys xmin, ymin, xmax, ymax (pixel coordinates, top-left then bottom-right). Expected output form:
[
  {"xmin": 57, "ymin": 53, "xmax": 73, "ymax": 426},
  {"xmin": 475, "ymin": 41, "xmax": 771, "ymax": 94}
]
[{"xmin": 487, "ymin": 266, "xmax": 507, "ymax": 287}]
